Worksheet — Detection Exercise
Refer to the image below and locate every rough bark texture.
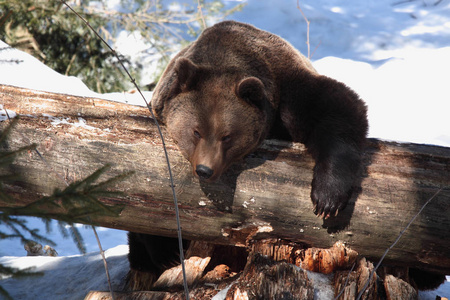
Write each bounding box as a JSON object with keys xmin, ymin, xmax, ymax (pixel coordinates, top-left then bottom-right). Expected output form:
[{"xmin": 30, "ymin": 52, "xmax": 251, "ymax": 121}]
[
  {"xmin": 225, "ymin": 252, "xmax": 315, "ymax": 300},
  {"xmin": 333, "ymin": 258, "xmax": 382, "ymax": 300},
  {"xmin": 1, "ymin": 84, "xmax": 449, "ymax": 275},
  {"xmin": 85, "ymin": 241, "xmax": 425, "ymax": 300}
]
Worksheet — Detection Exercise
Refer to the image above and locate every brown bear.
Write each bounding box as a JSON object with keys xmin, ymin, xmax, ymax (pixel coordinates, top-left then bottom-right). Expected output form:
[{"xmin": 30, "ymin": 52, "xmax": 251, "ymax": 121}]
[
  {"xmin": 127, "ymin": 20, "xmax": 368, "ymax": 290},
  {"xmin": 152, "ymin": 20, "xmax": 368, "ymax": 217}
]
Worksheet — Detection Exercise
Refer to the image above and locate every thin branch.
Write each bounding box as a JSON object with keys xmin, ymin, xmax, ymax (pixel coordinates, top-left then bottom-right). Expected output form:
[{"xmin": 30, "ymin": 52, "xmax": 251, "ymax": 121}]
[
  {"xmin": 197, "ymin": 0, "xmax": 207, "ymax": 30},
  {"xmin": 392, "ymin": 0, "xmax": 416, "ymax": 6},
  {"xmin": 92, "ymin": 225, "xmax": 115, "ymax": 300},
  {"xmin": 296, "ymin": 0, "xmax": 310, "ymax": 59}
]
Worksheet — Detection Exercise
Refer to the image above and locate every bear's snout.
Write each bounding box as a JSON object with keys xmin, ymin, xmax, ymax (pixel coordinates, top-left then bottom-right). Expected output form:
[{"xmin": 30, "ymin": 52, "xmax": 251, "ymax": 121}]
[{"xmin": 195, "ymin": 164, "xmax": 214, "ymax": 180}]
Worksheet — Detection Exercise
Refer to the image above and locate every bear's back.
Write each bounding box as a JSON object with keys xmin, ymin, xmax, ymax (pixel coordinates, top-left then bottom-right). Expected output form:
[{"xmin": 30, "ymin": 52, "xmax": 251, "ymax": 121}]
[{"xmin": 183, "ymin": 21, "xmax": 317, "ymax": 77}]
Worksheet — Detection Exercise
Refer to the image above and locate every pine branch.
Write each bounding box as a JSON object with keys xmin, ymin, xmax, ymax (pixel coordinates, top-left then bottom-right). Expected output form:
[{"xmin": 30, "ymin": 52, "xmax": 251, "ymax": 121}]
[
  {"xmin": 68, "ymin": 224, "xmax": 86, "ymax": 254},
  {"xmin": 0, "ymin": 113, "xmax": 131, "ymax": 257},
  {"xmin": 2, "ymin": 166, "xmax": 128, "ymax": 223}
]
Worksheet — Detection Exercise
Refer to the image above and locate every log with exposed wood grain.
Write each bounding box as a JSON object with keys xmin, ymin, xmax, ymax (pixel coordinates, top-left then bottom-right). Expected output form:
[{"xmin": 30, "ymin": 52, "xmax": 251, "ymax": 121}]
[{"xmin": 0, "ymin": 84, "xmax": 449, "ymax": 275}]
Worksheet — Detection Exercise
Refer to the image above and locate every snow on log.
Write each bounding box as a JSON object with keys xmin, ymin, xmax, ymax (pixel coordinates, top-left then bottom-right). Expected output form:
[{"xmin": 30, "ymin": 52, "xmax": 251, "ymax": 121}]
[{"xmin": 0, "ymin": 84, "xmax": 449, "ymax": 274}]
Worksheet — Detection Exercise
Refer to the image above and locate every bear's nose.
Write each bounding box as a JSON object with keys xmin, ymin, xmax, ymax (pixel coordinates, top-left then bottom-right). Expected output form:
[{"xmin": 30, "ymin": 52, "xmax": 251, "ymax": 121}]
[{"xmin": 196, "ymin": 164, "xmax": 214, "ymax": 179}]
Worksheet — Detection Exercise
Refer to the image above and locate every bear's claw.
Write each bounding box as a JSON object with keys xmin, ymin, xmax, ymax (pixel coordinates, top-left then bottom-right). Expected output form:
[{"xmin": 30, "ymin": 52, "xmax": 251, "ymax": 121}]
[{"xmin": 311, "ymin": 181, "xmax": 352, "ymax": 219}]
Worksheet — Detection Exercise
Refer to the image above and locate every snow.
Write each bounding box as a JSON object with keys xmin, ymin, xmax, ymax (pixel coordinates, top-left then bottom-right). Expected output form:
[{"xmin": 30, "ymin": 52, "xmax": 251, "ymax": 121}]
[
  {"xmin": 0, "ymin": 39, "xmax": 152, "ymax": 106},
  {"xmin": 306, "ymin": 271, "xmax": 334, "ymax": 299},
  {"xmin": 0, "ymin": 104, "xmax": 16, "ymax": 121},
  {"xmin": 313, "ymin": 49, "xmax": 450, "ymax": 146},
  {"xmin": 0, "ymin": 218, "xmax": 128, "ymax": 258},
  {"xmin": 0, "ymin": 245, "xmax": 129, "ymax": 299},
  {"xmin": 0, "ymin": 0, "xmax": 449, "ymax": 299},
  {"xmin": 211, "ymin": 285, "xmax": 231, "ymax": 300}
]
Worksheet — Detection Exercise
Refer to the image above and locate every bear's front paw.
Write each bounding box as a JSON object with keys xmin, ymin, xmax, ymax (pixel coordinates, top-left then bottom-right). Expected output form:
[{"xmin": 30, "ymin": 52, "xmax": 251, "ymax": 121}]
[{"xmin": 311, "ymin": 175, "xmax": 353, "ymax": 218}]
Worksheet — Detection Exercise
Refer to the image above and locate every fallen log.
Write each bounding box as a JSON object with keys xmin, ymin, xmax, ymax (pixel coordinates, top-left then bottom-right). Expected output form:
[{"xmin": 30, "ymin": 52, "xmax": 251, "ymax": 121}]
[{"xmin": 0, "ymin": 84, "xmax": 449, "ymax": 274}]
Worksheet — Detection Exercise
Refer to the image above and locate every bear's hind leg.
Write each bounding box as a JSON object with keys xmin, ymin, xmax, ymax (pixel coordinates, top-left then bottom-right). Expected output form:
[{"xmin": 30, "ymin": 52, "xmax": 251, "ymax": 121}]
[{"xmin": 126, "ymin": 232, "xmax": 188, "ymax": 291}]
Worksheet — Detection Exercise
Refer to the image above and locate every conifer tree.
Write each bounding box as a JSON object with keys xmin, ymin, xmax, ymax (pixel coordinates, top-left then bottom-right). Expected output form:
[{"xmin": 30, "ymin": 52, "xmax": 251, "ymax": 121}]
[{"xmin": 0, "ymin": 0, "xmax": 243, "ymax": 93}]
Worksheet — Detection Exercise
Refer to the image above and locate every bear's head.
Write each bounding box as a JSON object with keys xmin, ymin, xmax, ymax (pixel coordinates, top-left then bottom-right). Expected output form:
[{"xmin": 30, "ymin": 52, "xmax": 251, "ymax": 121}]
[{"xmin": 152, "ymin": 58, "xmax": 272, "ymax": 182}]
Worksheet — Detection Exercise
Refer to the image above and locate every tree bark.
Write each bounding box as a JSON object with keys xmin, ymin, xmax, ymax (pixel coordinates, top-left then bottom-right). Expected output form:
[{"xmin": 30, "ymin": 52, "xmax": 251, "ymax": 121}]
[{"xmin": 0, "ymin": 84, "xmax": 449, "ymax": 274}]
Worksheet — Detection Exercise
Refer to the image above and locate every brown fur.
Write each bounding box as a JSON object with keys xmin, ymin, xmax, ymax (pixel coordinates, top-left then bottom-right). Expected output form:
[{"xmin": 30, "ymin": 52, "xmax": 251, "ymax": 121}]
[
  {"xmin": 129, "ymin": 21, "xmax": 368, "ymax": 290},
  {"xmin": 152, "ymin": 20, "xmax": 368, "ymax": 217}
]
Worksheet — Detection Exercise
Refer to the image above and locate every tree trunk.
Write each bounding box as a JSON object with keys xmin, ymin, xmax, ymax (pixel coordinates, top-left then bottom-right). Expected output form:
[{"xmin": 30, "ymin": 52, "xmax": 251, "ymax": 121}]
[{"xmin": 0, "ymin": 84, "xmax": 449, "ymax": 274}]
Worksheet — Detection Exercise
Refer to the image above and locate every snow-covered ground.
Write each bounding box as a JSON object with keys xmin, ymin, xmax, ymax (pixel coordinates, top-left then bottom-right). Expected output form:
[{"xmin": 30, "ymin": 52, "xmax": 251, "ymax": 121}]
[{"xmin": 0, "ymin": 0, "xmax": 449, "ymax": 299}]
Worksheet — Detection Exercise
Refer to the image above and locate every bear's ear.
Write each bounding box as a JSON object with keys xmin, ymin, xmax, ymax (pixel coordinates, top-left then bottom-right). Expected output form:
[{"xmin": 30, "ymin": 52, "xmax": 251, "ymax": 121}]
[
  {"xmin": 174, "ymin": 58, "xmax": 199, "ymax": 91},
  {"xmin": 151, "ymin": 57, "xmax": 200, "ymax": 123},
  {"xmin": 236, "ymin": 77, "xmax": 266, "ymax": 108}
]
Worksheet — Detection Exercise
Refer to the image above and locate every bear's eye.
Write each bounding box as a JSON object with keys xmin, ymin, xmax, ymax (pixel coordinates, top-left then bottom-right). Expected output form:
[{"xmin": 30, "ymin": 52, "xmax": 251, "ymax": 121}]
[
  {"xmin": 194, "ymin": 130, "xmax": 202, "ymax": 139},
  {"xmin": 221, "ymin": 135, "xmax": 231, "ymax": 143}
]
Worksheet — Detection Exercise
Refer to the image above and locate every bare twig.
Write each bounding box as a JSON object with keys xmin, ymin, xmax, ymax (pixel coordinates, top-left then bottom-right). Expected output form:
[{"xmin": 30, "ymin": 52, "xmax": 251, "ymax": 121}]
[
  {"xmin": 296, "ymin": 0, "xmax": 311, "ymax": 58},
  {"xmin": 197, "ymin": 0, "xmax": 207, "ymax": 30},
  {"xmin": 310, "ymin": 40, "xmax": 322, "ymax": 59},
  {"xmin": 65, "ymin": 53, "xmax": 77, "ymax": 76},
  {"xmin": 92, "ymin": 225, "xmax": 115, "ymax": 300},
  {"xmin": 392, "ymin": 0, "xmax": 416, "ymax": 6},
  {"xmin": 0, "ymin": 10, "xmax": 12, "ymax": 29}
]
